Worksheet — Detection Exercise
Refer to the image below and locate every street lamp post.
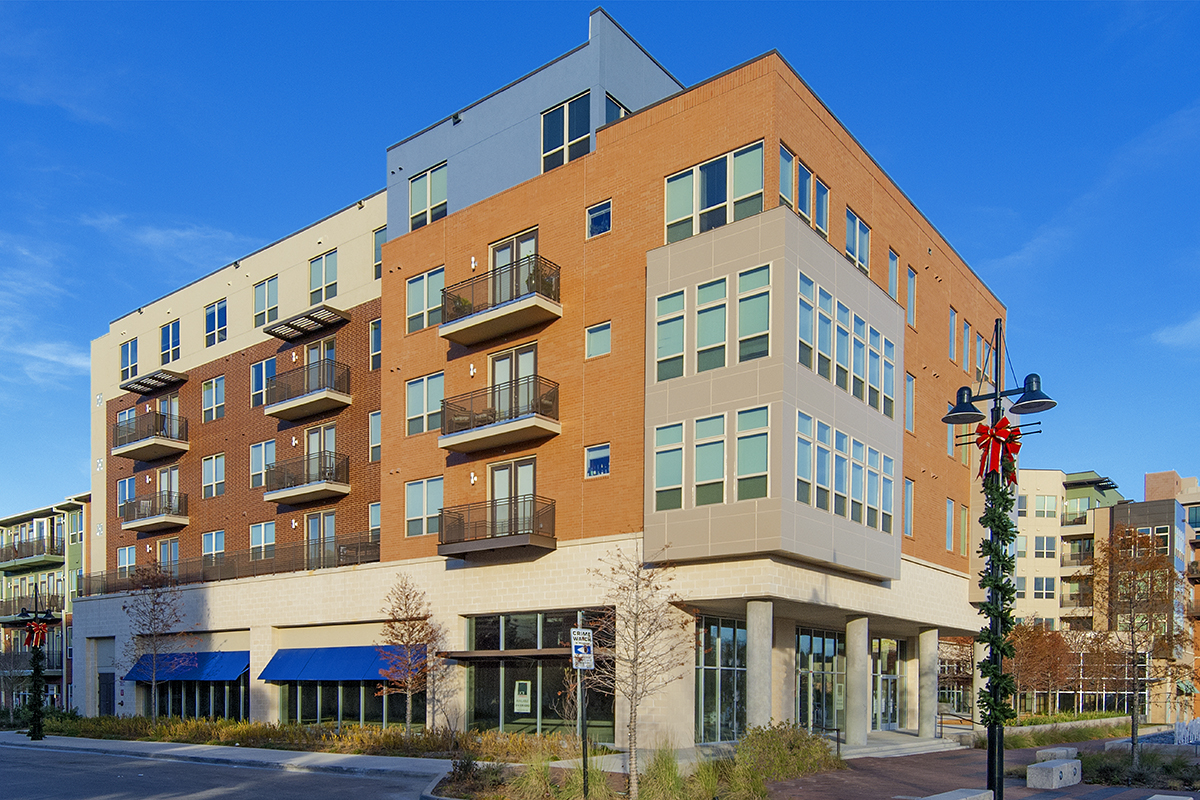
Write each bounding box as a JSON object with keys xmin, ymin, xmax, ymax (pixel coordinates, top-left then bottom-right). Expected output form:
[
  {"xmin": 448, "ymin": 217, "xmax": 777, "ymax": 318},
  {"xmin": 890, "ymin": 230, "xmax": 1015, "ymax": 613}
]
[
  {"xmin": 942, "ymin": 318, "xmax": 1056, "ymax": 800},
  {"xmin": 2, "ymin": 585, "xmax": 61, "ymax": 740}
]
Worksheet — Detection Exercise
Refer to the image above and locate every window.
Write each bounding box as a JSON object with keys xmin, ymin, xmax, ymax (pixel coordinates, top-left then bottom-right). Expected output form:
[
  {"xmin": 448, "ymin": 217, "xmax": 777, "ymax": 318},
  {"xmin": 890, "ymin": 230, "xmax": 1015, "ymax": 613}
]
[
  {"xmin": 1017, "ymin": 495, "xmax": 1027, "ymax": 517},
  {"xmin": 250, "ymin": 440, "xmax": 275, "ymax": 488},
  {"xmin": 905, "ymin": 374, "xmax": 915, "ymax": 432},
  {"xmin": 1034, "ymin": 577, "xmax": 1055, "ymax": 600},
  {"xmin": 695, "ymin": 415, "xmax": 725, "ymax": 505},
  {"xmin": 904, "ymin": 479, "xmax": 914, "ymax": 537},
  {"xmin": 117, "ymin": 546, "xmax": 135, "ymax": 578},
  {"xmin": 202, "ymin": 530, "xmax": 224, "ymax": 566},
  {"xmin": 779, "ymin": 146, "xmax": 794, "ymax": 209},
  {"xmin": 250, "ymin": 522, "xmax": 275, "ymax": 560},
  {"xmin": 159, "ymin": 538, "xmax": 179, "ymax": 576},
  {"xmin": 585, "ymin": 443, "xmax": 610, "ymax": 478},
  {"xmin": 962, "ymin": 320, "xmax": 971, "ymax": 373},
  {"xmin": 406, "ymin": 372, "xmax": 443, "ymax": 434},
  {"xmin": 665, "ymin": 142, "xmax": 764, "ymax": 243},
  {"xmin": 834, "ymin": 301, "xmax": 850, "ymax": 391},
  {"xmin": 960, "ymin": 505, "xmax": 969, "ymax": 556},
  {"xmin": 948, "ymin": 308, "xmax": 957, "ymax": 361},
  {"xmin": 813, "ymin": 178, "xmax": 829, "ymax": 235},
  {"xmin": 369, "ymin": 503, "xmax": 381, "ymax": 542},
  {"xmin": 1034, "ymin": 536, "xmax": 1056, "ymax": 558},
  {"xmin": 845, "ymin": 209, "xmax": 870, "ymax": 273},
  {"xmin": 373, "ymin": 226, "xmax": 387, "ymax": 280},
  {"xmin": 655, "ymin": 291, "xmax": 684, "ymax": 380},
  {"xmin": 250, "ymin": 357, "xmax": 275, "ymax": 407},
  {"xmin": 410, "ymin": 163, "xmax": 447, "ymax": 230},
  {"xmin": 202, "ymin": 454, "xmax": 226, "ymax": 498},
  {"xmin": 882, "ymin": 336, "xmax": 896, "ymax": 418},
  {"xmin": 815, "ymin": 421, "xmax": 831, "ymax": 511},
  {"xmin": 405, "ymin": 477, "xmax": 443, "ymax": 537},
  {"xmin": 906, "ymin": 268, "xmax": 916, "ymax": 327},
  {"xmin": 833, "ymin": 429, "xmax": 848, "ymax": 516},
  {"xmin": 117, "ymin": 406, "xmax": 135, "ymax": 427},
  {"xmin": 882, "ymin": 456, "xmax": 894, "ymax": 534},
  {"xmin": 946, "ymin": 498, "xmax": 955, "ymax": 551},
  {"xmin": 604, "ymin": 93, "xmax": 628, "ymax": 124},
  {"xmin": 852, "ymin": 315, "xmax": 867, "ymax": 401},
  {"xmin": 305, "ymin": 510, "xmax": 336, "ymax": 568},
  {"xmin": 254, "ymin": 276, "xmax": 278, "ymax": 327},
  {"xmin": 586, "ymin": 200, "xmax": 611, "ymax": 238},
  {"xmin": 888, "ymin": 250, "xmax": 898, "ymax": 300},
  {"xmin": 202, "ymin": 376, "xmax": 225, "ymax": 422},
  {"xmin": 737, "ymin": 266, "xmax": 769, "ymax": 362},
  {"xmin": 1016, "ymin": 535, "xmax": 1027, "ymax": 557},
  {"xmin": 798, "ymin": 272, "xmax": 814, "ymax": 369},
  {"xmin": 369, "ymin": 319, "xmax": 381, "ymax": 370},
  {"xmin": 1015, "ymin": 576, "xmax": 1026, "ymax": 599},
  {"xmin": 796, "ymin": 412, "xmax": 813, "ymax": 504},
  {"xmin": 120, "ymin": 339, "xmax": 137, "ymax": 381},
  {"xmin": 816, "ymin": 287, "xmax": 833, "ymax": 380},
  {"xmin": 1035, "ymin": 495, "xmax": 1057, "ymax": 518},
  {"xmin": 696, "ymin": 278, "xmax": 726, "ymax": 371},
  {"xmin": 160, "ymin": 320, "xmax": 180, "ymax": 365},
  {"xmin": 406, "ymin": 267, "xmax": 444, "ymax": 333},
  {"xmin": 117, "ymin": 476, "xmax": 135, "ymax": 511},
  {"xmin": 947, "ymin": 406, "xmax": 955, "ymax": 456},
  {"xmin": 369, "ymin": 411, "xmax": 381, "ymax": 462},
  {"xmin": 543, "ymin": 91, "xmax": 590, "ymax": 172},
  {"xmin": 654, "ymin": 423, "xmax": 683, "ymax": 511},
  {"xmin": 736, "ymin": 407, "xmax": 768, "ymax": 501},
  {"xmin": 797, "ymin": 161, "xmax": 813, "ymax": 220},
  {"xmin": 309, "ymin": 250, "xmax": 337, "ymax": 306},
  {"xmin": 205, "ymin": 299, "xmax": 227, "ymax": 347},
  {"xmin": 585, "ymin": 322, "xmax": 611, "ymax": 358}
]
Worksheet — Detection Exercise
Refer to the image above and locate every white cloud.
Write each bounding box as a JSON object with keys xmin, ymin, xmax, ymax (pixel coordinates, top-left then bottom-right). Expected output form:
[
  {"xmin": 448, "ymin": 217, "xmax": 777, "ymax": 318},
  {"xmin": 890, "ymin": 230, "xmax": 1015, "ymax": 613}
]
[
  {"xmin": 81, "ymin": 213, "xmax": 254, "ymax": 272},
  {"xmin": 1152, "ymin": 312, "xmax": 1200, "ymax": 349}
]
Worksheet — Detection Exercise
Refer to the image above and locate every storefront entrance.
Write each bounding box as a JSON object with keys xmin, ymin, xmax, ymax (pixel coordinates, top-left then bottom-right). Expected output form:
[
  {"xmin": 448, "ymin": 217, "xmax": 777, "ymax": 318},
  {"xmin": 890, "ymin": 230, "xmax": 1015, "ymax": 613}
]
[{"xmin": 871, "ymin": 637, "xmax": 905, "ymax": 730}]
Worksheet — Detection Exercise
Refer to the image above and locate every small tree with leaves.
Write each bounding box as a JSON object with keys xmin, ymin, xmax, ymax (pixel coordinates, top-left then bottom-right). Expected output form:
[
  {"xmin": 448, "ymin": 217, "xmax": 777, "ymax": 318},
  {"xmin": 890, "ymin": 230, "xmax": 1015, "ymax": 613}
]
[
  {"xmin": 122, "ymin": 564, "xmax": 193, "ymax": 719},
  {"xmin": 589, "ymin": 543, "xmax": 694, "ymax": 800},
  {"xmin": 378, "ymin": 573, "xmax": 447, "ymax": 736}
]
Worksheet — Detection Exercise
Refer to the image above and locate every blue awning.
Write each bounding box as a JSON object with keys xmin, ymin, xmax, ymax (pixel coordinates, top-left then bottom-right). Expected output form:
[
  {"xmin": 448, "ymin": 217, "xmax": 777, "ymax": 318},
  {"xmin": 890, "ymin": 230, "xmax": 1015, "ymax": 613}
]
[
  {"xmin": 124, "ymin": 651, "xmax": 249, "ymax": 683},
  {"xmin": 257, "ymin": 646, "xmax": 420, "ymax": 682}
]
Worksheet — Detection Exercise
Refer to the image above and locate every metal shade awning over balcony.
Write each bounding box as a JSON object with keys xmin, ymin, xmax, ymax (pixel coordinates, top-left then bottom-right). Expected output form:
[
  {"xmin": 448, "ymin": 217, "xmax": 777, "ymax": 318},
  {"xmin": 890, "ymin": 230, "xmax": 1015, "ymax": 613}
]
[
  {"xmin": 119, "ymin": 369, "xmax": 188, "ymax": 395},
  {"xmin": 262, "ymin": 451, "xmax": 350, "ymax": 505},
  {"xmin": 438, "ymin": 495, "xmax": 556, "ymax": 559},
  {"xmin": 439, "ymin": 375, "xmax": 561, "ymax": 453},
  {"xmin": 111, "ymin": 411, "xmax": 190, "ymax": 461},
  {"xmin": 263, "ymin": 305, "xmax": 349, "ymax": 341},
  {"xmin": 439, "ymin": 255, "xmax": 562, "ymax": 346}
]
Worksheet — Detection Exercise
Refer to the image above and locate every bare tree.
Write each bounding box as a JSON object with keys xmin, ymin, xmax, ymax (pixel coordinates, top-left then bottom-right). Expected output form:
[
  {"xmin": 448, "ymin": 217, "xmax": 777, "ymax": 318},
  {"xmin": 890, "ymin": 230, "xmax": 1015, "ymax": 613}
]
[
  {"xmin": 377, "ymin": 572, "xmax": 447, "ymax": 735},
  {"xmin": 1078, "ymin": 524, "xmax": 1191, "ymax": 765},
  {"xmin": 937, "ymin": 637, "xmax": 975, "ymax": 714},
  {"xmin": 589, "ymin": 543, "xmax": 694, "ymax": 800},
  {"xmin": 122, "ymin": 565, "xmax": 193, "ymax": 719},
  {"xmin": 1008, "ymin": 623, "xmax": 1072, "ymax": 715},
  {"xmin": 0, "ymin": 638, "xmax": 29, "ymax": 725}
]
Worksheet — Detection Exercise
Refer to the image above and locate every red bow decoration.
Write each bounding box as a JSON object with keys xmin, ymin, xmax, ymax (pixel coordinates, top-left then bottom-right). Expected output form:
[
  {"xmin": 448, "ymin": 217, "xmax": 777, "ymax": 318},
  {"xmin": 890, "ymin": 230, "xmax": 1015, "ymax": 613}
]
[
  {"xmin": 976, "ymin": 416, "xmax": 1022, "ymax": 484},
  {"xmin": 25, "ymin": 621, "xmax": 48, "ymax": 648}
]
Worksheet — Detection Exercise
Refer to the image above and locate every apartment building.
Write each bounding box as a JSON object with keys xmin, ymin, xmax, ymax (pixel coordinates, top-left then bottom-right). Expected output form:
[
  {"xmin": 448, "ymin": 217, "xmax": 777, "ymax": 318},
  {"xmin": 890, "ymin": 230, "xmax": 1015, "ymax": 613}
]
[
  {"xmin": 76, "ymin": 9, "xmax": 1007, "ymax": 746},
  {"xmin": 0, "ymin": 493, "xmax": 88, "ymax": 712}
]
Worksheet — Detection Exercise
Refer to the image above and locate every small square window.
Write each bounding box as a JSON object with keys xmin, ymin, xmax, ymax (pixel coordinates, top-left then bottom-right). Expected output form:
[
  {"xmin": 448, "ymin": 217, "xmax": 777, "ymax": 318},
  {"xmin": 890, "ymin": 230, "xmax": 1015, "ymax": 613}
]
[
  {"xmin": 586, "ymin": 322, "xmax": 611, "ymax": 358},
  {"xmin": 587, "ymin": 200, "xmax": 612, "ymax": 238},
  {"xmin": 585, "ymin": 444, "xmax": 610, "ymax": 478}
]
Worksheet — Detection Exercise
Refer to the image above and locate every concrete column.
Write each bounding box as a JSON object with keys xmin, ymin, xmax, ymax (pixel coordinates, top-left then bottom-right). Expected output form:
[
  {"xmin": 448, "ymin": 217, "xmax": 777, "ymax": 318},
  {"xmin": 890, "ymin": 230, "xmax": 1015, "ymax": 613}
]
[
  {"xmin": 972, "ymin": 639, "xmax": 986, "ymax": 727},
  {"xmin": 918, "ymin": 627, "xmax": 939, "ymax": 738},
  {"xmin": 772, "ymin": 616, "xmax": 797, "ymax": 723},
  {"xmin": 746, "ymin": 600, "xmax": 774, "ymax": 727},
  {"xmin": 845, "ymin": 615, "xmax": 870, "ymax": 746},
  {"xmin": 249, "ymin": 625, "xmax": 277, "ymax": 723}
]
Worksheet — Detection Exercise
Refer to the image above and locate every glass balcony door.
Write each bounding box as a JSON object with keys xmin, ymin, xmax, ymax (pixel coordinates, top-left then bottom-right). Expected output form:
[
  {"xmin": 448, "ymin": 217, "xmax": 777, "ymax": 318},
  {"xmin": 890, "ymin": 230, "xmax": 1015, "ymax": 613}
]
[
  {"xmin": 491, "ymin": 459, "xmax": 535, "ymax": 537},
  {"xmin": 492, "ymin": 230, "xmax": 538, "ymax": 306},
  {"xmin": 305, "ymin": 338, "xmax": 336, "ymax": 393},
  {"xmin": 491, "ymin": 345, "xmax": 536, "ymax": 421},
  {"xmin": 307, "ymin": 510, "xmax": 336, "ymax": 568}
]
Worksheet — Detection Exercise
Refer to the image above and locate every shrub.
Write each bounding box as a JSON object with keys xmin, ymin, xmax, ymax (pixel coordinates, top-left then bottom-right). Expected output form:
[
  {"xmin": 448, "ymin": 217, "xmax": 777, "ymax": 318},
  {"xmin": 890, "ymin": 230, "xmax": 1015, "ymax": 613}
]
[
  {"xmin": 506, "ymin": 758, "xmax": 559, "ymax": 800},
  {"xmin": 732, "ymin": 722, "xmax": 843, "ymax": 782},
  {"xmin": 639, "ymin": 745, "xmax": 685, "ymax": 800}
]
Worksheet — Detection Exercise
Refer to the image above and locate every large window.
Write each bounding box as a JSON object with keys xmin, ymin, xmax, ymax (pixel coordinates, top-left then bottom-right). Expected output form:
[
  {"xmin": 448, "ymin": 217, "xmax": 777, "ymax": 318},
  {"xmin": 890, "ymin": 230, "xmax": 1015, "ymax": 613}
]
[
  {"xmin": 202, "ymin": 454, "xmax": 225, "ymax": 498},
  {"xmin": 845, "ymin": 209, "xmax": 869, "ymax": 273},
  {"xmin": 696, "ymin": 616, "xmax": 747, "ymax": 743},
  {"xmin": 542, "ymin": 91, "xmax": 590, "ymax": 172},
  {"xmin": 814, "ymin": 178, "xmax": 829, "ymax": 235},
  {"xmin": 160, "ymin": 320, "xmax": 180, "ymax": 365},
  {"xmin": 250, "ymin": 357, "xmax": 275, "ymax": 408},
  {"xmin": 373, "ymin": 226, "xmax": 387, "ymax": 280},
  {"xmin": 779, "ymin": 145, "xmax": 794, "ymax": 209},
  {"xmin": 1035, "ymin": 536, "xmax": 1056, "ymax": 558},
  {"xmin": 694, "ymin": 415, "xmax": 725, "ymax": 506},
  {"xmin": 665, "ymin": 142, "xmax": 764, "ymax": 243},
  {"xmin": 369, "ymin": 411, "xmax": 381, "ymax": 462},
  {"xmin": 369, "ymin": 319, "xmax": 381, "ymax": 370},
  {"xmin": 736, "ymin": 406, "xmax": 768, "ymax": 500},
  {"xmin": 406, "ymin": 372, "xmax": 443, "ymax": 434},
  {"xmin": 309, "ymin": 250, "xmax": 337, "ymax": 306},
  {"xmin": 120, "ymin": 339, "xmax": 138, "ymax": 381},
  {"xmin": 696, "ymin": 278, "xmax": 726, "ymax": 372},
  {"xmin": 655, "ymin": 291, "xmax": 684, "ymax": 381},
  {"xmin": 654, "ymin": 423, "xmax": 683, "ymax": 511},
  {"xmin": 1034, "ymin": 577, "xmax": 1056, "ymax": 600},
  {"xmin": 737, "ymin": 266, "xmax": 769, "ymax": 362},
  {"xmin": 205, "ymin": 299, "xmax": 227, "ymax": 347},
  {"xmin": 405, "ymin": 477, "xmax": 443, "ymax": 537},
  {"xmin": 250, "ymin": 440, "xmax": 275, "ymax": 488},
  {"xmin": 117, "ymin": 545, "xmax": 135, "ymax": 578},
  {"xmin": 410, "ymin": 163, "xmax": 447, "ymax": 230},
  {"xmin": 1035, "ymin": 495, "xmax": 1057, "ymax": 518},
  {"xmin": 254, "ymin": 276, "xmax": 278, "ymax": 327},
  {"xmin": 202, "ymin": 530, "xmax": 224, "ymax": 566},
  {"xmin": 406, "ymin": 267, "xmax": 444, "ymax": 333},
  {"xmin": 202, "ymin": 376, "xmax": 225, "ymax": 422},
  {"xmin": 250, "ymin": 522, "xmax": 275, "ymax": 560}
]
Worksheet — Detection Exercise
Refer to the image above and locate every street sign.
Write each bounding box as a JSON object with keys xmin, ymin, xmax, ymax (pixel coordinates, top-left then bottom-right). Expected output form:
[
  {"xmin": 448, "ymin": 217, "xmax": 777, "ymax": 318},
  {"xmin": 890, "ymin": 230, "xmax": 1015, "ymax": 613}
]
[{"xmin": 571, "ymin": 627, "xmax": 594, "ymax": 670}]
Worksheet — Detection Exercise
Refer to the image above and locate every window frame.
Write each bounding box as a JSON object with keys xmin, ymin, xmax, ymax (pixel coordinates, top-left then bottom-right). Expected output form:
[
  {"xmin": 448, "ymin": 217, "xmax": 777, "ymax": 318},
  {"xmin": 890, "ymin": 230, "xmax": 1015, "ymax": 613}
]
[
  {"xmin": 844, "ymin": 208, "xmax": 870, "ymax": 273},
  {"xmin": 542, "ymin": 91, "xmax": 591, "ymax": 173},
  {"xmin": 117, "ymin": 545, "xmax": 135, "ymax": 578},
  {"xmin": 250, "ymin": 439, "xmax": 275, "ymax": 488},
  {"xmin": 369, "ymin": 410, "xmax": 381, "ymax": 462},
  {"xmin": 946, "ymin": 498, "xmax": 955, "ymax": 552},
  {"xmin": 254, "ymin": 275, "xmax": 278, "ymax": 328},
  {"xmin": 694, "ymin": 414, "xmax": 726, "ymax": 506},
  {"xmin": 369, "ymin": 319, "xmax": 382, "ymax": 370},
  {"xmin": 369, "ymin": 502, "xmax": 381, "ymax": 542},
  {"xmin": 778, "ymin": 145, "xmax": 794, "ymax": 210},
  {"xmin": 405, "ymin": 477, "xmax": 443, "ymax": 537},
  {"xmin": 664, "ymin": 141, "xmax": 765, "ymax": 243},
  {"xmin": 654, "ymin": 423, "xmax": 684, "ymax": 511},
  {"xmin": 250, "ymin": 521, "xmax": 275, "ymax": 560},
  {"xmin": 696, "ymin": 278, "xmax": 727, "ymax": 372},
  {"xmin": 409, "ymin": 163, "xmax": 447, "ymax": 231},
  {"xmin": 202, "ymin": 376, "xmax": 225, "ymax": 422},
  {"xmin": 887, "ymin": 250, "xmax": 899, "ymax": 300},
  {"xmin": 905, "ymin": 374, "xmax": 915, "ymax": 432},
  {"xmin": 906, "ymin": 268, "xmax": 917, "ymax": 328},
  {"xmin": 373, "ymin": 226, "xmax": 387, "ymax": 280},
  {"xmin": 309, "ymin": 249, "xmax": 338, "ymax": 306},
  {"xmin": 813, "ymin": 177, "xmax": 829, "ymax": 236},
  {"xmin": 735, "ymin": 406, "xmax": 769, "ymax": 501},
  {"xmin": 655, "ymin": 291, "xmax": 685, "ymax": 381},
  {"xmin": 904, "ymin": 479, "xmax": 914, "ymax": 537},
  {"xmin": 585, "ymin": 443, "xmax": 611, "ymax": 479},
  {"xmin": 160, "ymin": 320, "xmax": 180, "ymax": 366},
  {"xmin": 406, "ymin": 372, "xmax": 444, "ymax": 435},
  {"xmin": 586, "ymin": 199, "xmax": 612, "ymax": 239},
  {"xmin": 202, "ymin": 453, "xmax": 226, "ymax": 499},
  {"xmin": 585, "ymin": 321, "xmax": 611, "ymax": 358},
  {"xmin": 948, "ymin": 307, "xmax": 957, "ymax": 362},
  {"xmin": 202, "ymin": 530, "xmax": 225, "ymax": 565},
  {"xmin": 205, "ymin": 298, "xmax": 227, "ymax": 347},
  {"xmin": 406, "ymin": 266, "xmax": 445, "ymax": 333},
  {"xmin": 736, "ymin": 265, "xmax": 770, "ymax": 363},
  {"xmin": 120, "ymin": 339, "xmax": 138, "ymax": 381},
  {"xmin": 250, "ymin": 357, "xmax": 276, "ymax": 408}
]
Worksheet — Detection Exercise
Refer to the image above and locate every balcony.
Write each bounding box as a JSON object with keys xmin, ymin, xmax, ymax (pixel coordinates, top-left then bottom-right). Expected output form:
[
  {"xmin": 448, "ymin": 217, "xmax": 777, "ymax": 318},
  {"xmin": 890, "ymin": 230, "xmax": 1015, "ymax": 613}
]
[
  {"xmin": 439, "ymin": 375, "xmax": 561, "ymax": 453},
  {"xmin": 111, "ymin": 411, "xmax": 189, "ymax": 461},
  {"xmin": 263, "ymin": 359, "xmax": 351, "ymax": 421},
  {"xmin": 1060, "ymin": 594, "xmax": 1094, "ymax": 610},
  {"xmin": 0, "ymin": 537, "xmax": 65, "ymax": 572},
  {"xmin": 439, "ymin": 495, "xmax": 556, "ymax": 558},
  {"xmin": 439, "ymin": 255, "xmax": 562, "ymax": 346},
  {"xmin": 263, "ymin": 451, "xmax": 350, "ymax": 505},
  {"xmin": 0, "ymin": 593, "xmax": 64, "ymax": 619},
  {"xmin": 1, "ymin": 647, "xmax": 66, "ymax": 673},
  {"xmin": 120, "ymin": 491, "xmax": 188, "ymax": 532},
  {"xmin": 1061, "ymin": 512, "xmax": 1089, "ymax": 527},
  {"xmin": 1061, "ymin": 552, "xmax": 1093, "ymax": 568},
  {"xmin": 1188, "ymin": 562, "xmax": 1200, "ymax": 583},
  {"xmin": 1189, "ymin": 602, "xmax": 1200, "ymax": 621},
  {"xmin": 78, "ymin": 530, "xmax": 380, "ymax": 597}
]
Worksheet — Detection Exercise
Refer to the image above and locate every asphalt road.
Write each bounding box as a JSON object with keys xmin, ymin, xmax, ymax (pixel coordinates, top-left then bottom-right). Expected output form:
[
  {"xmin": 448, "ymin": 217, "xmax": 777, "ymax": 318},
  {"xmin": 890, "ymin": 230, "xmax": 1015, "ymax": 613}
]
[{"xmin": 0, "ymin": 745, "xmax": 435, "ymax": 800}]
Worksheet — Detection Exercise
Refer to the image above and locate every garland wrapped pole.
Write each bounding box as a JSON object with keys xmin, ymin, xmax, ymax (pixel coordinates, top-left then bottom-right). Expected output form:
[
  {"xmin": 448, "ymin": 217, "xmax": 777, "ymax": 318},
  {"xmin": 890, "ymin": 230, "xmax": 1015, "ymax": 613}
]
[{"xmin": 0, "ymin": 585, "xmax": 60, "ymax": 741}]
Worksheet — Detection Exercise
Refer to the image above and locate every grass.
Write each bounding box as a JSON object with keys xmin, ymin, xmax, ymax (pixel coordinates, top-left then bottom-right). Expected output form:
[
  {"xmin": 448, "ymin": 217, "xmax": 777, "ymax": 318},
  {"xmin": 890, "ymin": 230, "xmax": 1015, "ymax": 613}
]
[{"xmin": 974, "ymin": 721, "xmax": 1131, "ymax": 750}]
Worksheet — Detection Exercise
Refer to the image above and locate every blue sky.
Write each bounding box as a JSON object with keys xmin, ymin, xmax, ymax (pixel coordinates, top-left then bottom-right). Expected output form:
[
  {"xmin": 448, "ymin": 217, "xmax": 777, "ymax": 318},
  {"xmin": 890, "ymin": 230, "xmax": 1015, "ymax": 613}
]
[{"xmin": 1, "ymin": 1, "xmax": 1198, "ymax": 511}]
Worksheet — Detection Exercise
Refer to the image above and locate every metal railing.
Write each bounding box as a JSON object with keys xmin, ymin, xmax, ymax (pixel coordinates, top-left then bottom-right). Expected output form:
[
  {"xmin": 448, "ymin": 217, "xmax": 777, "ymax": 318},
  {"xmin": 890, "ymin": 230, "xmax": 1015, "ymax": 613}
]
[
  {"xmin": 0, "ymin": 593, "xmax": 65, "ymax": 617},
  {"xmin": 0, "ymin": 536, "xmax": 65, "ymax": 564},
  {"xmin": 264, "ymin": 451, "xmax": 349, "ymax": 492},
  {"xmin": 1, "ymin": 647, "xmax": 65, "ymax": 670},
  {"xmin": 1061, "ymin": 512, "xmax": 1089, "ymax": 526},
  {"xmin": 441, "ymin": 375, "xmax": 560, "ymax": 435},
  {"xmin": 442, "ymin": 254, "xmax": 562, "ymax": 323},
  {"xmin": 78, "ymin": 529, "xmax": 380, "ymax": 597},
  {"xmin": 1187, "ymin": 562, "xmax": 1200, "ymax": 578},
  {"xmin": 119, "ymin": 491, "xmax": 188, "ymax": 523},
  {"xmin": 113, "ymin": 411, "xmax": 188, "ymax": 448},
  {"xmin": 937, "ymin": 710, "xmax": 974, "ymax": 740},
  {"xmin": 1061, "ymin": 552, "xmax": 1093, "ymax": 567},
  {"xmin": 440, "ymin": 495, "xmax": 556, "ymax": 545},
  {"xmin": 811, "ymin": 725, "xmax": 842, "ymax": 757},
  {"xmin": 264, "ymin": 359, "xmax": 350, "ymax": 405},
  {"xmin": 1060, "ymin": 594, "xmax": 1094, "ymax": 609}
]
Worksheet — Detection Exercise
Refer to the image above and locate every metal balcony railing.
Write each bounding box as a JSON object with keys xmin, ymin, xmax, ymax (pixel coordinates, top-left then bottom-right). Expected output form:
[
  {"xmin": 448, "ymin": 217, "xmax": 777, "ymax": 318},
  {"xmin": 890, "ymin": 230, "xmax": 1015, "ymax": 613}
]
[
  {"xmin": 442, "ymin": 375, "xmax": 560, "ymax": 435},
  {"xmin": 1, "ymin": 647, "xmax": 65, "ymax": 670},
  {"xmin": 264, "ymin": 451, "xmax": 349, "ymax": 491},
  {"xmin": 439, "ymin": 495, "xmax": 556, "ymax": 545},
  {"xmin": 113, "ymin": 411, "xmax": 188, "ymax": 448},
  {"xmin": 0, "ymin": 593, "xmax": 65, "ymax": 617},
  {"xmin": 265, "ymin": 359, "xmax": 350, "ymax": 405},
  {"xmin": 1187, "ymin": 562, "xmax": 1200, "ymax": 579},
  {"xmin": 1060, "ymin": 595, "xmax": 1094, "ymax": 609},
  {"xmin": 119, "ymin": 491, "xmax": 188, "ymax": 523},
  {"xmin": 0, "ymin": 536, "xmax": 65, "ymax": 565},
  {"xmin": 1061, "ymin": 552, "xmax": 1093, "ymax": 567},
  {"xmin": 1061, "ymin": 512, "xmax": 1089, "ymax": 526},
  {"xmin": 442, "ymin": 254, "xmax": 562, "ymax": 324},
  {"xmin": 78, "ymin": 529, "xmax": 380, "ymax": 597}
]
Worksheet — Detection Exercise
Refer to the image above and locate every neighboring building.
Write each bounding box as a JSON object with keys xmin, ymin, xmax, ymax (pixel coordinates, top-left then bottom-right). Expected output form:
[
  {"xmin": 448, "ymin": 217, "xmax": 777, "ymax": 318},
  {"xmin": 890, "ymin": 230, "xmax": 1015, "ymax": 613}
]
[
  {"xmin": 77, "ymin": 9, "xmax": 1008, "ymax": 746},
  {"xmin": 0, "ymin": 492, "xmax": 89, "ymax": 712}
]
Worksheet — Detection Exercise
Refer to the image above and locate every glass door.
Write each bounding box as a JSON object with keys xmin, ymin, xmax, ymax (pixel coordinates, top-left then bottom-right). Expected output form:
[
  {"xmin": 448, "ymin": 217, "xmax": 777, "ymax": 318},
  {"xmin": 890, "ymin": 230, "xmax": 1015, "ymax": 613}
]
[
  {"xmin": 491, "ymin": 344, "xmax": 536, "ymax": 421},
  {"xmin": 492, "ymin": 230, "xmax": 538, "ymax": 305},
  {"xmin": 871, "ymin": 637, "xmax": 903, "ymax": 731},
  {"xmin": 491, "ymin": 459, "xmax": 535, "ymax": 537},
  {"xmin": 307, "ymin": 510, "xmax": 336, "ymax": 568},
  {"xmin": 306, "ymin": 424, "xmax": 336, "ymax": 482},
  {"xmin": 306, "ymin": 337, "xmax": 336, "ymax": 392},
  {"xmin": 158, "ymin": 538, "xmax": 179, "ymax": 577},
  {"xmin": 157, "ymin": 392, "xmax": 180, "ymax": 437}
]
